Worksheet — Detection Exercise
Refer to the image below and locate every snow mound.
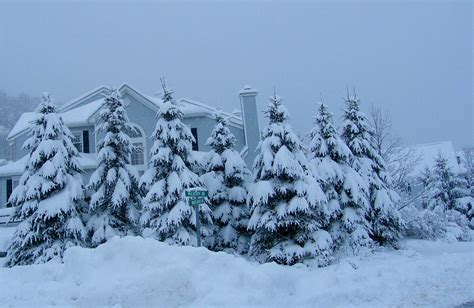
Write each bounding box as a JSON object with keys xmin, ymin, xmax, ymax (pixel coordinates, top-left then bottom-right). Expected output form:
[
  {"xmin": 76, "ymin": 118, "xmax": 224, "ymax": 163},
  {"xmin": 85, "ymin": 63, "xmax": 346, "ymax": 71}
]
[{"xmin": 0, "ymin": 236, "xmax": 473, "ymax": 307}]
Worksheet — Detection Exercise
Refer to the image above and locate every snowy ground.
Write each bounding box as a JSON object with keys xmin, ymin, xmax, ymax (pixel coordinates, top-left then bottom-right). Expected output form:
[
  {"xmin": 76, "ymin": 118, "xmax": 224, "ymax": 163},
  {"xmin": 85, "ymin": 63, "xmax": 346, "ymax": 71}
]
[{"xmin": 0, "ymin": 235, "xmax": 472, "ymax": 307}]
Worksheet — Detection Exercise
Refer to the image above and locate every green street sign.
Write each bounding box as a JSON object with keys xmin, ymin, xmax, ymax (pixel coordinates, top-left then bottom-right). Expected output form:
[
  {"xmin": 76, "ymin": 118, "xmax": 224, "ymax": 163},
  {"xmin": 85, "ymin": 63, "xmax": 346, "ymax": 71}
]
[
  {"xmin": 189, "ymin": 198, "xmax": 205, "ymax": 206},
  {"xmin": 185, "ymin": 190, "xmax": 208, "ymax": 198}
]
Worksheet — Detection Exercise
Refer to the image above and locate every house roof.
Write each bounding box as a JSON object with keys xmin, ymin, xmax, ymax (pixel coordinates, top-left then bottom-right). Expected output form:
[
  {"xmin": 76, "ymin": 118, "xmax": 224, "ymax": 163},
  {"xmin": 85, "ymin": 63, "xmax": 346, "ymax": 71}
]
[
  {"xmin": 406, "ymin": 141, "xmax": 465, "ymax": 177},
  {"xmin": 146, "ymin": 96, "xmax": 242, "ymax": 126},
  {"xmin": 8, "ymin": 83, "xmax": 243, "ymax": 140},
  {"xmin": 0, "ymin": 155, "xmax": 28, "ymax": 177},
  {"xmin": 7, "ymin": 98, "xmax": 106, "ymax": 140},
  {"xmin": 0, "ymin": 150, "xmax": 212, "ymax": 178},
  {"xmin": 0, "ymin": 153, "xmax": 97, "ymax": 177}
]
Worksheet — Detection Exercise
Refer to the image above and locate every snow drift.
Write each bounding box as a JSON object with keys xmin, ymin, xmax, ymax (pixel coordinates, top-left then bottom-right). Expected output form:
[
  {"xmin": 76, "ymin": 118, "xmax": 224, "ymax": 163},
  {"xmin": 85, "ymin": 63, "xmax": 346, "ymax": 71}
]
[{"xmin": 0, "ymin": 236, "xmax": 472, "ymax": 307}]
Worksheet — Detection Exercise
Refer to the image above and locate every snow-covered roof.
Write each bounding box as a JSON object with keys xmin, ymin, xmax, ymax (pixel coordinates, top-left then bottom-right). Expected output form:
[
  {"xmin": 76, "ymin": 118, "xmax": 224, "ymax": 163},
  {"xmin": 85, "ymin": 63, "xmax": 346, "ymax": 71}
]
[
  {"xmin": 407, "ymin": 141, "xmax": 463, "ymax": 177},
  {"xmin": 0, "ymin": 155, "xmax": 28, "ymax": 177},
  {"xmin": 146, "ymin": 96, "xmax": 242, "ymax": 125},
  {"xmin": 7, "ymin": 99, "xmax": 105, "ymax": 140},
  {"xmin": 8, "ymin": 83, "xmax": 243, "ymax": 140},
  {"xmin": 456, "ymin": 150, "xmax": 471, "ymax": 174},
  {"xmin": 7, "ymin": 113, "xmax": 36, "ymax": 140},
  {"xmin": 61, "ymin": 98, "xmax": 105, "ymax": 126},
  {"xmin": 0, "ymin": 154, "xmax": 97, "ymax": 177}
]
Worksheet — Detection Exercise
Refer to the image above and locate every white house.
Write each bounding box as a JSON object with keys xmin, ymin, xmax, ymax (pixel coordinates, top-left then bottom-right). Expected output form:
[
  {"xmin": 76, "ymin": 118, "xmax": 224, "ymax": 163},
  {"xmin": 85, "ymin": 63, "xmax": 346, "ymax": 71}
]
[{"xmin": 408, "ymin": 141, "xmax": 467, "ymax": 178}]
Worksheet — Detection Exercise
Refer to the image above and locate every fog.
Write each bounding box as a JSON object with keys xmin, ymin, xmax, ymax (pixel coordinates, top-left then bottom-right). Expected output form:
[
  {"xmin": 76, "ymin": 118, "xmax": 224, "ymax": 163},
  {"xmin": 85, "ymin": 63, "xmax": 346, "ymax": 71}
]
[{"xmin": 0, "ymin": 1, "xmax": 472, "ymax": 148}]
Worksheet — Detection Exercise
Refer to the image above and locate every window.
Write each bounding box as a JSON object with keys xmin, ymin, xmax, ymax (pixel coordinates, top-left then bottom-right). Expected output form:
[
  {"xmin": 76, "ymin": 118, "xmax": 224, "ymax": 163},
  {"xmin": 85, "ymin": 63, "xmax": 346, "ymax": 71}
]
[
  {"xmin": 191, "ymin": 128, "xmax": 199, "ymax": 151},
  {"xmin": 127, "ymin": 123, "xmax": 147, "ymax": 174},
  {"xmin": 6, "ymin": 179, "xmax": 12, "ymax": 205},
  {"xmin": 72, "ymin": 131, "xmax": 84, "ymax": 153},
  {"xmin": 5, "ymin": 179, "xmax": 19, "ymax": 207},
  {"xmin": 131, "ymin": 142, "xmax": 145, "ymax": 166},
  {"xmin": 82, "ymin": 131, "xmax": 90, "ymax": 153}
]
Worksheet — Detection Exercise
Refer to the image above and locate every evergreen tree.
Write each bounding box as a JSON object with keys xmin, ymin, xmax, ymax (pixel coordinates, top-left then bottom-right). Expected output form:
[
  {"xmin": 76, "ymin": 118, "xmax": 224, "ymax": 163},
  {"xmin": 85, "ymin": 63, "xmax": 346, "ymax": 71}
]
[
  {"xmin": 248, "ymin": 94, "xmax": 330, "ymax": 266},
  {"xmin": 5, "ymin": 93, "xmax": 85, "ymax": 267},
  {"xmin": 201, "ymin": 111, "xmax": 251, "ymax": 253},
  {"xmin": 140, "ymin": 83, "xmax": 213, "ymax": 246},
  {"xmin": 403, "ymin": 157, "xmax": 472, "ymax": 242},
  {"xmin": 341, "ymin": 95, "xmax": 403, "ymax": 248},
  {"xmin": 86, "ymin": 89, "xmax": 141, "ymax": 247},
  {"xmin": 426, "ymin": 154, "xmax": 473, "ymax": 227},
  {"xmin": 308, "ymin": 102, "xmax": 371, "ymax": 254}
]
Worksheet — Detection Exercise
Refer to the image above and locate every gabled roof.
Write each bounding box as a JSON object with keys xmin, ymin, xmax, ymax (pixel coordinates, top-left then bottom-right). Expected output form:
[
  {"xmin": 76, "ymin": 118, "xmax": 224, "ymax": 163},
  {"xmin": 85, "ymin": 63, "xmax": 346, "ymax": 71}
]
[
  {"xmin": 0, "ymin": 154, "xmax": 97, "ymax": 177},
  {"xmin": 403, "ymin": 141, "xmax": 464, "ymax": 177},
  {"xmin": 146, "ymin": 96, "xmax": 243, "ymax": 127},
  {"xmin": 59, "ymin": 85, "xmax": 110, "ymax": 113},
  {"xmin": 7, "ymin": 98, "xmax": 105, "ymax": 140},
  {"xmin": 7, "ymin": 83, "xmax": 243, "ymax": 140},
  {"xmin": 7, "ymin": 113, "xmax": 36, "ymax": 139}
]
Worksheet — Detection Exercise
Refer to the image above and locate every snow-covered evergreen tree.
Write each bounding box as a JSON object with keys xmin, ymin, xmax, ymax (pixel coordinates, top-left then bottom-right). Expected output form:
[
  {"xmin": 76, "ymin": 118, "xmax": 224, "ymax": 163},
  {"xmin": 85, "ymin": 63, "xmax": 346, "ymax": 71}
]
[
  {"xmin": 402, "ymin": 161, "xmax": 472, "ymax": 242},
  {"xmin": 341, "ymin": 95, "xmax": 403, "ymax": 248},
  {"xmin": 425, "ymin": 154, "xmax": 473, "ymax": 230},
  {"xmin": 308, "ymin": 102, "xmax": 371, "ymax": 254},
  {"xmin": 201, "ymin": 111, "xmax": 250, "ymax": 253},
  {"xmin": 5, "ymin": 93, "xmax": 85, "ymax": 267},
  {"xmin": 248, "ymin": 94, "xmax": 330, "ymax": 266},
  {"xmin": 86, "ymin": 89, "xmax": 141, "ymax": 247},
  {"xmin": 140, "ymin": 83, "xmax": 213, "ymax": 246}
]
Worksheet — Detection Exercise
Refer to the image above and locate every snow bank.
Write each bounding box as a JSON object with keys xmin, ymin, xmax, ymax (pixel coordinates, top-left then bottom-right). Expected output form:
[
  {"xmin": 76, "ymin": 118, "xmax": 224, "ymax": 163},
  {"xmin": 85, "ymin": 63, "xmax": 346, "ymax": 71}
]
[{"xmin": 0, "ymin": 236, "xmax": 472, "ymax": 307}]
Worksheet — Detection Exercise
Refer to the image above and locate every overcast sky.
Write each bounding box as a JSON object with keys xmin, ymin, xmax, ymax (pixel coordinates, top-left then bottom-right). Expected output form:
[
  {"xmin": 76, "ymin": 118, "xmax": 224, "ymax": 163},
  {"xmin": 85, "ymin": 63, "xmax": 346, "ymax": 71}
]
[{"xmin": 0, "ymin": 1, "xmax": 472, "ymax": 149}]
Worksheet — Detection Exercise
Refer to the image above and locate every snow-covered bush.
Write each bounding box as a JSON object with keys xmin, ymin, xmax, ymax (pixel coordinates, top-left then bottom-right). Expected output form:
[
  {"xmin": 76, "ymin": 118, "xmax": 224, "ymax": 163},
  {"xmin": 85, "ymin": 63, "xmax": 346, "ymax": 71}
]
[
  {"xmin": 456, "ymin": 197, "xmax": 474, "ymax": 228},
  {"xmin": 341, "ymin": 95, "xmax": 404, "ymax": 248},
  {"xmin": 308, "ymin": 102, "xmax": 371, "ymax": 255},
  {"xmin": 140, "ymin": 83, "xmax": 213, "ymax": 246},
  {"xmin": 86, "ymin": 89, "xmax": 141, "ymax": 247},
  {"xmin": 248, "ymin": 94, "xmax": 330, "ymax": 266},
  {"xmin": 404, "ymin": 154, "xmax": 474, "ymax": 241},
  {"xmin": 430, "ymin": 154, "xmax": 473, "ymax": 228},
  {"xmin": 402, "ymin": 154, "xmax": 474, "ymax": 241},
  {"xmin": 5, "ymin": 93, "xmax": 86, "ymax": 267},
  {"xmin": 402, "ymin": 205, "xmax": 471, "ymax": 242},
  {"xmin": 201, "ymin": 111, "xmax": 251, "ymax": 253}
]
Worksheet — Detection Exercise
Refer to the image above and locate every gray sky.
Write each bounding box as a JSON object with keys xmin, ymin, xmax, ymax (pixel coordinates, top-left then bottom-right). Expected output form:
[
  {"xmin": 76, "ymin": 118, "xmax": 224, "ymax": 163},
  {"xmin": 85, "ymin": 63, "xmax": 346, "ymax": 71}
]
[{"xmin": 0, "ymin": 1, "xmax": 472, "ymax": 149}]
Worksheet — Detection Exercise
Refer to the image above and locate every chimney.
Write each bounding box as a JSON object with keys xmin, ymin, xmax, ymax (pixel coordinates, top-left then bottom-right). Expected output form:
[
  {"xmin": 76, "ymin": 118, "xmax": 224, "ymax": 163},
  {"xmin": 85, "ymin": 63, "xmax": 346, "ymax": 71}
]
[{"xmin": 239, "ymin": 85, "xmax": 260, "ymax": 167}]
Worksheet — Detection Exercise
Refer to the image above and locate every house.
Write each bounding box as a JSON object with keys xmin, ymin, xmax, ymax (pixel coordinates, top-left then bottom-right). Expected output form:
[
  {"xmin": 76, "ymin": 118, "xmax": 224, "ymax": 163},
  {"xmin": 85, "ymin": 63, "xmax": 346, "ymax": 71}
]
[
  {"xmin": 408, "ymin": 141, "xmax": 466, "ymax": 179},
  {"xmin": 0, "ymin": 83, "xmax": 261, "ymax": 208},
  {"xmin": 394, "ymin": 141, "xmax": 469, "ymax": 197}
]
